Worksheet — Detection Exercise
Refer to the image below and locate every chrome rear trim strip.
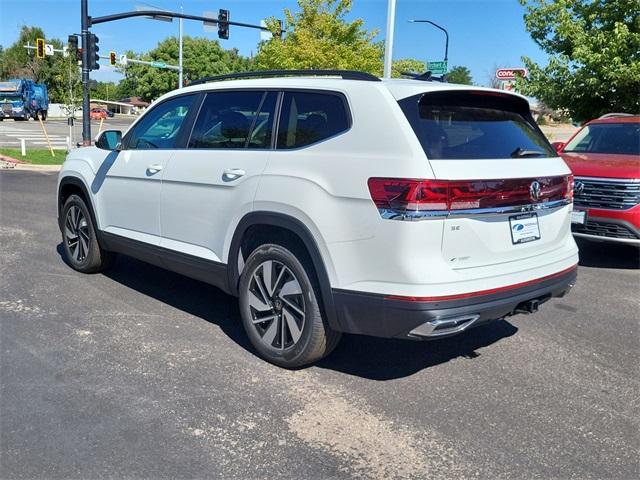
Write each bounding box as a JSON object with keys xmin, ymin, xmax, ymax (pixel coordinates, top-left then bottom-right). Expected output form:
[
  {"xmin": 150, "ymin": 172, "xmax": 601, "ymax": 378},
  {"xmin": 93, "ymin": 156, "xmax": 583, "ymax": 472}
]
[{"xmin": 378, "ymin": 199, "xmax": 571, "ymax": 221}]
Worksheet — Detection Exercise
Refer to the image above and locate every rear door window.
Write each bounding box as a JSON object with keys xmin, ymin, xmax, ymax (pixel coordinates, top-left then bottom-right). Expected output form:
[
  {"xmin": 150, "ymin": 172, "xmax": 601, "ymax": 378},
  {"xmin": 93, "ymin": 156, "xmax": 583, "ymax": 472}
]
[
  {"xmin": 398, "ymin": 91, "xmax": 555, "ymax": 159},
  {"xmin": 188, "ymin": 90, "xmax": 277, "ymax": 149},
  {"xmin": 276, "ymin": 91, "xmax": 350, "ymax": 149}
]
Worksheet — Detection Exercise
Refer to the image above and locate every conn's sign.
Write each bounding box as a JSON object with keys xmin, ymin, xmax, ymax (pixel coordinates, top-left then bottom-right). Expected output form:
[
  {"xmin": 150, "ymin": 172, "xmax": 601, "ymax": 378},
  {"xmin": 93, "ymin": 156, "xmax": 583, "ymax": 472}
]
[{"xmin": 495, "ymin": 68, "xmax": 528, "ymax": 80}]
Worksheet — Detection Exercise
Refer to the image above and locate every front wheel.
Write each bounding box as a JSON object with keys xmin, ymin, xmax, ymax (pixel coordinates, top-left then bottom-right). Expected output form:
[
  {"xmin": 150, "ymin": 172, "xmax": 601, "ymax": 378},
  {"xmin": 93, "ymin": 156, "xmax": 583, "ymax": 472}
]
[
  {"xmin": 61, "ymin": 194, "xmax": 115, "ymax": 273},
  {"xmin": 239, "ymin": 243, "xmax": 341, "ymax": 368}
]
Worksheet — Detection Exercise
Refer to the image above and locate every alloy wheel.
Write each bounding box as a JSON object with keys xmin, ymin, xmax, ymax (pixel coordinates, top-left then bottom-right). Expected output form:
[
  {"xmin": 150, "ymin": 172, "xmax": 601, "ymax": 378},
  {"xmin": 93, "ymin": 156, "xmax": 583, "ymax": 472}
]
[
  {"xmin": 64, "ymin": 205, "xmax": 90, "ymax": 263},
  {"xmin": 247, "ymin": 260, "xmax": 306, "ymax": 351}
]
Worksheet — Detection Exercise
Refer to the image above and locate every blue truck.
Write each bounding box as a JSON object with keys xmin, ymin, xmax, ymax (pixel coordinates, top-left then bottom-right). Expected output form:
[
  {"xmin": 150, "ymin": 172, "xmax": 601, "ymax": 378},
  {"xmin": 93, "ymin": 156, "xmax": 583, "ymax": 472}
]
[{"xmin": 0, "ymin": 79, "xmax": 49, "ymax": 121}]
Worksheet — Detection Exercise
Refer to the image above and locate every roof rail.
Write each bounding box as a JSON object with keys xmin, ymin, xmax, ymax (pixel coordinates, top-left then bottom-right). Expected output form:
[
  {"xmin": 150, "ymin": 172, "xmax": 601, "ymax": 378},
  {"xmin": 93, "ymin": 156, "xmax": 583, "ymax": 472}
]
[
  {"xmin": 598, "ymin": 113, "xmax": 633, "ymax": 119},
  {"xmin": 189, "ymin": 69, "xmax": 381, "ymax": 86}
]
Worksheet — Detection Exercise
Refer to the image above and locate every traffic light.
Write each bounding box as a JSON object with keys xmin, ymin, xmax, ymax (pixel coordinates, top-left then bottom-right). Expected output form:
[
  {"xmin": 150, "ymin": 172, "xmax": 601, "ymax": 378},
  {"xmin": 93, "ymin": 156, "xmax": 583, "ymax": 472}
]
[
  {"xmin": 87, "ymin": 33, "xmax": 100, "ymax": 70},
  {"xmin": 218, "ymin": 9, "xmax": 229, "ymax": 40},
  {"xmin": 36, "ymin": 38, "xmax": 45, "ymax": 59},
  {"xmin": 109, "ymin": 51, "xmax": 117, "ymax": 66},
  {"xmin": 68, "ymin": 34, "xmax": 78, "ymax": 51},
  {"xmin": 68, "ymin": 35, "xmax": 80, "ymax": 63},
  {"xmin": 274, "ymin": 19, "xmax": 283, "ymax": 39}
]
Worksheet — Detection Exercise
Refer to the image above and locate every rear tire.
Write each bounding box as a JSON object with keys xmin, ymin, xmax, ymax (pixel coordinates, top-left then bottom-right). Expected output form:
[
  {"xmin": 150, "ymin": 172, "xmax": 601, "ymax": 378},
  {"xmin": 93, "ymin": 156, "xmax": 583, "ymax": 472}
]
[
  {"xmin": 61, "ymin": 194, "xmax": 115, "ymax": 273},
  {"xmin": 239, "ymin": 243, "xmax": 341, "ymax": 368}
]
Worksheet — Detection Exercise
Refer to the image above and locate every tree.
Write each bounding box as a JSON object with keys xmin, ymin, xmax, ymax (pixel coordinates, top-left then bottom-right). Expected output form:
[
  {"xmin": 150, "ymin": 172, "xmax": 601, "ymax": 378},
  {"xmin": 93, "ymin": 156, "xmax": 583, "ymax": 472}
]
[
  {"xmin": 92, "ymin": 82, "xmax": 118, "ymax": 102},
  {"xmin": 391, "ymin": 58, "xmax": 426, "ymax": 78},
  {"xmin": 446, "ymin": 66, "xmax": 473, "ymax": 85},
  {"xmin": 517, "ymin": 0, "xmax": 640, "ymax": 121},
  {"xmin": 256, "ymin": 0, "xmax": 383, "ymax": 74},
  {"xmin": 120, "ymin": 36, "xmax": 252, "ymax": 101},
  {"xmin": 1, "ymin": 26, "xmax": 49, "ymax": 81}
]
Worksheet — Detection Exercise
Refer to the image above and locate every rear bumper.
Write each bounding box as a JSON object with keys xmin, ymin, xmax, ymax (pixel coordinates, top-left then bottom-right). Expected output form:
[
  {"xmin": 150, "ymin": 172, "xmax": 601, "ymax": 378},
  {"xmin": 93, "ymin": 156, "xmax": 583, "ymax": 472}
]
[{"xmin": 332, "ymin": 266, "xmax": 577, "ymax": 339}]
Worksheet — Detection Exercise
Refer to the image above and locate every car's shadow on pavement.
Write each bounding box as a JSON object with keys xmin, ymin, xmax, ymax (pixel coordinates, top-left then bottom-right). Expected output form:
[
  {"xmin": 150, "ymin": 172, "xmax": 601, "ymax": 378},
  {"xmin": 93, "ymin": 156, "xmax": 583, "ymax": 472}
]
[
  {"xmin": 576, "ymin": 238, "xmax": 640, "ymax": 269},
  {"xmin": 318, "ymin": 321, "xmax": 518, "ymax": 380},
  {"xmin": 57, "ymin": 245, "xmax": 519, "ymax": 380}
]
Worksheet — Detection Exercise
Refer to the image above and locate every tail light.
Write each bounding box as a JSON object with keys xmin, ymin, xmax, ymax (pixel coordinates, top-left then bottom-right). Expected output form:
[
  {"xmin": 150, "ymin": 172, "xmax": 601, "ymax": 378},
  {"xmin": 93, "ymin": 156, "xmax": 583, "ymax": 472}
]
[
  {"xmin": 565, "ymin": 174, "xmax": 574, "ymax": 201},
  {"xmin": 368, "ymin": 175, "xmax": 572, "ymax": 219}
]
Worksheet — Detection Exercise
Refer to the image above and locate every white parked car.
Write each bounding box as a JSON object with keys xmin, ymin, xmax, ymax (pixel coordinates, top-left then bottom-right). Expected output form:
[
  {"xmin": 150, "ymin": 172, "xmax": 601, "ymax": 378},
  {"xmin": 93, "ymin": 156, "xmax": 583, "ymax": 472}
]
[{"xmin": 57, "ymin": 70, "xmax": 578, "ymax": 367}]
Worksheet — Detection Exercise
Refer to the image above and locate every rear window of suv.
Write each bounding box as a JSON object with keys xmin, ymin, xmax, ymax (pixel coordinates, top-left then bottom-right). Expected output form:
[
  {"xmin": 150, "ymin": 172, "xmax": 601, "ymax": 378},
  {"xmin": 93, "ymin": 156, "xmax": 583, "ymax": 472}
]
[{"xmin": 398, "ymin": 91, "xmax": 555, "ymax": 160}]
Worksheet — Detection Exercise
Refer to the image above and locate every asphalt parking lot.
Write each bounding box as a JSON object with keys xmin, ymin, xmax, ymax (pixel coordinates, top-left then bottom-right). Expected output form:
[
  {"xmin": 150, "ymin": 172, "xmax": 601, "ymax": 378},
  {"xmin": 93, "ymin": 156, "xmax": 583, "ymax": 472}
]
[{"xmin": 1, "ymin": 170, "xmax": 638, "ymax": 479}]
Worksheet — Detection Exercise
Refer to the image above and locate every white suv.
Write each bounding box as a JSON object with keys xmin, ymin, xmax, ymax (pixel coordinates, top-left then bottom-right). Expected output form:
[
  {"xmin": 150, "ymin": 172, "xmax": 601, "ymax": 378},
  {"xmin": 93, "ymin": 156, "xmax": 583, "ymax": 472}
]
[{"xmin": 57, "ymin": 70, "xmax": 578, "ymax": 367}]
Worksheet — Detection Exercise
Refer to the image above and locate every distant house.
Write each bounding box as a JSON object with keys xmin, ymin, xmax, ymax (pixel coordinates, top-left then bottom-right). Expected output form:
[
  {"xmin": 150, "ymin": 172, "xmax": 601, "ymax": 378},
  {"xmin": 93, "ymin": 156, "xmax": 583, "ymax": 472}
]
[{"xmin": 117, "ymin": 97, "xmax": 150, "ymax": 114}]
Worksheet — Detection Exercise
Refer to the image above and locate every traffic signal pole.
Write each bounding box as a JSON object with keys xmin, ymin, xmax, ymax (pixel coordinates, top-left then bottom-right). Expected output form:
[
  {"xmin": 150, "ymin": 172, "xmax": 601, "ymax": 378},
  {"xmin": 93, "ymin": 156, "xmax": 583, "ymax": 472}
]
[
  {"xmin": 81, "ymin": 0, "xmax": 91, "ymax": 146},
  {"xmin": 79, "ymin": 3, "xmax": 273, "ymax": 146}
]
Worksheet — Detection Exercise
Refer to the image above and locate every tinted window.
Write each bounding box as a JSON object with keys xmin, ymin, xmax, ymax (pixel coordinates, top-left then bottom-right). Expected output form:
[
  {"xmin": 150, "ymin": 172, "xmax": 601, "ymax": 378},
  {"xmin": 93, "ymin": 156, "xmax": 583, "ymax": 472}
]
[
  {"xmin": 189, "ymin": 91, "xmax": 276, "ymax": 149},
  {"xmin": 126, "ymin": 94, "xmax": 195, "ymax": 149},
  {"xmin": 399, "ymin": 92, "xmax": 555, "ymax": 159},
  {"xmin": 277, "ymin": 91, "xmax": 350, "ymax": 149},
  {"xmin": 564, "ymin": 123, "xmax": 640, "ymax": 155}
]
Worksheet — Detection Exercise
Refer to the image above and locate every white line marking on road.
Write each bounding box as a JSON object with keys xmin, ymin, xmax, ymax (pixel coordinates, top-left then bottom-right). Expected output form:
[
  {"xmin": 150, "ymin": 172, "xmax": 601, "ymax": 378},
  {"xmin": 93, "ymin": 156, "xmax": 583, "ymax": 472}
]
[{"xmin": 3, "ymin": 135, "xmax": 66, "ymax": 138}]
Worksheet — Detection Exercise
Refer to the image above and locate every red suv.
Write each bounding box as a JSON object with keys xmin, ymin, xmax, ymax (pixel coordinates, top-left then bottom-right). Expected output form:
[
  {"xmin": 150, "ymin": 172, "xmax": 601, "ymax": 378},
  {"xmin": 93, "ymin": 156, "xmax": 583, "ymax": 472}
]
[{"xmin": 553, "ymin": 114, "xmax": 640, "ymax": 245}]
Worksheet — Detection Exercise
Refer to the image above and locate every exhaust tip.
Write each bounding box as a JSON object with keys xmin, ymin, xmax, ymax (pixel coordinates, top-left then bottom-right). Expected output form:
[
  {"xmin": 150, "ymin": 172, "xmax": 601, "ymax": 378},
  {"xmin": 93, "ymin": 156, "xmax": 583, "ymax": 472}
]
[{"xmin": 409, "ymin": 314, "xmax": 480, "ymax": 339}]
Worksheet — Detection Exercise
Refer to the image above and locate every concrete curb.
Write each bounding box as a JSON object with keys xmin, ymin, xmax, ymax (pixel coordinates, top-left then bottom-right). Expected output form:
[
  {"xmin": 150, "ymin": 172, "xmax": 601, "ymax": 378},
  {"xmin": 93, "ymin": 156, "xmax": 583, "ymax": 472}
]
[{"xmin": 14, "ymin": 164, "xmax": 62, "ymax": 172}]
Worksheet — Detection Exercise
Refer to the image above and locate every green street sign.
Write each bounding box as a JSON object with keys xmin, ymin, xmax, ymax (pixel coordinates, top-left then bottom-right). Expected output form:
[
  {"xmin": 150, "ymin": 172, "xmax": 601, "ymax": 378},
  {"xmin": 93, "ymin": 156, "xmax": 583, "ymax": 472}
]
[
  {"xmin": 427, "ymin": 61, "xmax": 448, "ymax": 74},
  {"xmin": 151, "ymin": 61, "xmax": 166, "ymax": 68}
]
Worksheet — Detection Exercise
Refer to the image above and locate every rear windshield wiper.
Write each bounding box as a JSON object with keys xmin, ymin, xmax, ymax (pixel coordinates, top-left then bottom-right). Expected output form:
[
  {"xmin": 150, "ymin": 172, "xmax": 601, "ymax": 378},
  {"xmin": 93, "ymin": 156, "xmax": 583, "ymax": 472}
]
[{"xmin": 511, "ymin": 147, "xmax": 547, "ymax": 158}]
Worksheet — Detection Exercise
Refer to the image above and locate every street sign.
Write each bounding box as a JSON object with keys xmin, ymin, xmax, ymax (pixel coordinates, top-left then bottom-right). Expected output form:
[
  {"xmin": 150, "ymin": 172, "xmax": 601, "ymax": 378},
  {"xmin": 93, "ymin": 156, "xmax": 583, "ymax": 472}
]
[
  {"xmin": 151, "ymin": 61, "xmax": 166, "ymax": 68},
  {"xmin": 496, "ymin": 68, "xmax": 528, "ymax": 80},
  {"xmin": 63, "ymin": 46, "xmax": 69, "ymax": 58},
  {"xmin": 45, "ymin": 44, "xmax": 55, "ymax": 56},
  {"xmin": 203, "ymin": 11, "xmax": 217, "ymax": 32},
  {"xmin": 260, "ymin": 20, "xmax": 272, "ymax": 41},
  {"xmin": 119, "ymin": 54, "xmax": 128, "ymax": 66},
  {"xmin": 427, "ymin": 61, "xmax": 448, "ymax": 75}
]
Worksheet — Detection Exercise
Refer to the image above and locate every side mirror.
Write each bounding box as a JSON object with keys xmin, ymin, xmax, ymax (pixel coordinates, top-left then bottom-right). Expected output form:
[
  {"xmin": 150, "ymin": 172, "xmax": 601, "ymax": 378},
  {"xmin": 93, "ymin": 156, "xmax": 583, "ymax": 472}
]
[
  {"xmin": 551, "ymin": 141, "xmax": 565, "ymax": 153},
  {"xmin": 95, "ymin": 130, "xmax": 122, "ymax": 151}
]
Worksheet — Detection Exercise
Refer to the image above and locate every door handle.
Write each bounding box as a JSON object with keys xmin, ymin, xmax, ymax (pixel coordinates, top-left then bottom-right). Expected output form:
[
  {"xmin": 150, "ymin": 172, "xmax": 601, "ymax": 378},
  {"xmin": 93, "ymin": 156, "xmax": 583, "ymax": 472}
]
[
  {"xmin": 222, "ymin": 168, "xmax": 246, "ymax": 181},
  {"xmin": 147, "ymin": 164, "xmax": 163, "ymax": 174}
]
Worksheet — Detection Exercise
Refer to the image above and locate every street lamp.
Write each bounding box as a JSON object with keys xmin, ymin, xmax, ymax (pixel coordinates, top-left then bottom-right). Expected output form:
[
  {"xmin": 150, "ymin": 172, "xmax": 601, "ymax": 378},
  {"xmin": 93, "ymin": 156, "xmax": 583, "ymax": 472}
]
[
  {"xmin": 408, "ymin": 19, "xmax": 449, "ymax": 63},
  {"xmin": 383, "ymin": 0, "xmax": 397, "ymax": 78}
]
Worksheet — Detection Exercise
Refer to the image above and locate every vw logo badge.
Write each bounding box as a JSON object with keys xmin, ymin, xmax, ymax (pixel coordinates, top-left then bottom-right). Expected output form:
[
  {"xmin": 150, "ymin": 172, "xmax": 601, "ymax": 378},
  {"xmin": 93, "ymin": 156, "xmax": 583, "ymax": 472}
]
[
  {"xmin": 530, "ymin": 181, "xmax": 542, "ymax": 201},
  {"xmin": 574, "ymin": 180, "xmax": 584, "ymax": 196}
]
